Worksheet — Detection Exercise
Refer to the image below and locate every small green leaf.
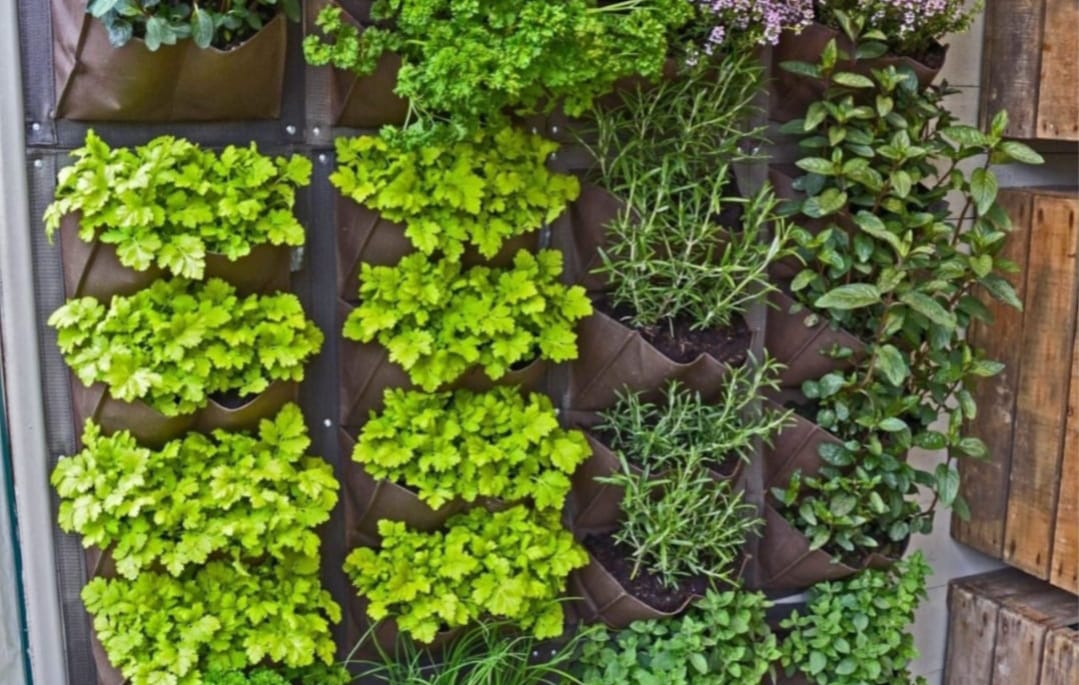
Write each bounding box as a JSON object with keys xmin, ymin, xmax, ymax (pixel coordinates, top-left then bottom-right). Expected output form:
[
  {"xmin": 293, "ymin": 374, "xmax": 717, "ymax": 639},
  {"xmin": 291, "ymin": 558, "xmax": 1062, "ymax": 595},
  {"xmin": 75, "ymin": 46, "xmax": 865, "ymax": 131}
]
[
  {"xmin": 833, "ymin": 72, "xmax": 875, "ymax": 89},
  {"xmin": 970, "ymin": 168, "xmax": 999, "ymax": 216},
  {"xmin": 815, "ymin": 284, "xmax": 882, "ymax": 310}
]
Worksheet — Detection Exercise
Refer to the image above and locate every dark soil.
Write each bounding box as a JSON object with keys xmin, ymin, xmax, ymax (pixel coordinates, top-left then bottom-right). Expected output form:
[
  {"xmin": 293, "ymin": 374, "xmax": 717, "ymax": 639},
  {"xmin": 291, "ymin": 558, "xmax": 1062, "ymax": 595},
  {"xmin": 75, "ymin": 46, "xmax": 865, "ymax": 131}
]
[
  {"xmin": 209, "ymin": 389, "xmax": 257, "ymax": 409},
  {"xmin": 705, "ymin": 454, "xmax": 743, "ymax": 478},
  {"xmin": 597, "ymin": 298, "xmax": 751, "ymax": 365},
  {"xmin": 585, "ymin": 532, "xmax": 709, "ymax": 613}
]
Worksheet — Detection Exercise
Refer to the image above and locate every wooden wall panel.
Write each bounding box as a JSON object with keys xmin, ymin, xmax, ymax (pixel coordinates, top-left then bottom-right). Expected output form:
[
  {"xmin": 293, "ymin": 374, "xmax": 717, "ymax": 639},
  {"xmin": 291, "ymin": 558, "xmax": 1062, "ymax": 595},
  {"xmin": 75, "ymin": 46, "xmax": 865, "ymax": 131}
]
[
  {"xmin": 1037, "ymin": 0, "xmax": 1079, "ymax": 140},
  {"xmin": 955, "ymin": 190, "xmax": 1033, "ymax": 556},
  {"xmin": 1050, "ymin": 333, "xmax": 1078, "ymax": 593},
  {"xmin": 1041, "ymin": 627, "xmax": 1079, "ymax": 685},
  {"xmin": 1005, "ymin": 194, "xmax": 1079, "ymax": 577}
]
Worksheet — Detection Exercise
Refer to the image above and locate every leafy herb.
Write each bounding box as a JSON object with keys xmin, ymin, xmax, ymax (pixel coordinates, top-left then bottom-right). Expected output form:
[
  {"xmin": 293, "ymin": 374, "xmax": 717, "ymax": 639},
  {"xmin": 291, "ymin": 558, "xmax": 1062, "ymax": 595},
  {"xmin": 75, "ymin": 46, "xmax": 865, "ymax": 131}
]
[
  {"xmin": 44, "ymin": 131, "xmax": 311, "ymax": 280},
  {"xmin": 780, "ymin": 22, "xmax": 1041, "ymax": 524},
  {"xmin": 348, "ymin": 619, "xmax": 599, "ymax": 685},
  {"xmin": 597, "ymin": 359, "xmax": 793, "ymax": 472},
  {"xmin": 49, "ymin": 278, "xmax": 324, "ymax": 416},
  {"xmin": 331, "ymin": 125, "xmax": 579, "ymax": 260},
  {"xmin": 87, "ymin": 0, "xmax": 301, "ymax": 50},
  {"xmin": 814, "ymin": 3, "xmax": 982, "ymax": 56},
  {"xmin": 600, "ymin": 450, "xmax": 760, "ymax": 589},
  {"xmin": 586, "ymin": 53, "xmax": 794, "ymax": 331},
  {"xmin": 204, "ymin": 664, "xmax": 351, "ymax": 685},
  {"xmin": 779, "ymin": 552, "xmax": 931, "ymax": 685},
  {"xmin": 343, "ymin": 250, "xmax": 592, "ymax": 391},
  {"xmin": 82, "ymin": 556, "xmax": 340, "ymax": 685},
  {"xmin": 304, "ymin": 1, "xmax": 696, "ymax": 125},
  {"xmin": 355, "ymin": 387, "xmax": 590, "ymax": 510},
  {"xmin": 578, "ymin": 589, "xmax": 780, "ymax": 684},
  {"xmin": 52, "ymin": 404, "xmax": 337, "ymax": 579},
  {"xmin": 345, "ymin": 505, "xmax": 588, "ymax": 643}
]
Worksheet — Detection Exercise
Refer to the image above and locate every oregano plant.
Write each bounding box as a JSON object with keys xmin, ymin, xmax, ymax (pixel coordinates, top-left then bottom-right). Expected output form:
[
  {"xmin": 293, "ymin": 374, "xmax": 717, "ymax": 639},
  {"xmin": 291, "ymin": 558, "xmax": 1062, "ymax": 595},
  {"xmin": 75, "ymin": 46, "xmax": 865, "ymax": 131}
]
[
  {"xmin": 87, "ymin": 0, "xmax": 301, "ymax": 50},
  {"xmin": 354, "ymin": 387, "xmax": 590, "ymax": 510},
  {"xmin": 49, "ymin": 278, "xmax": 324, "ymax": 416},
  {"xmin": 345, "ymin": 505, "xmax": 588, "ymax": 643},
  {"xmin": 343, "ymin": 250, "xmax": 592, "ymax": 391},
  {"xmin": 83, "ymin": 556, "xmax": 340, "ymax": 685},
  {"xmin": 52, "ymin": 404, "xmax": 337, "ymax": 578},
  {"xmin": 331, "ymin": 125, "xmax": 579, "ymax": 260},
  {"xmin": 45, "ymin": 130, "xmax": 311, "ymax": 279},
  {"xmin": 203, "ymin": 665, "xmax": 351, "ymax": 685}
]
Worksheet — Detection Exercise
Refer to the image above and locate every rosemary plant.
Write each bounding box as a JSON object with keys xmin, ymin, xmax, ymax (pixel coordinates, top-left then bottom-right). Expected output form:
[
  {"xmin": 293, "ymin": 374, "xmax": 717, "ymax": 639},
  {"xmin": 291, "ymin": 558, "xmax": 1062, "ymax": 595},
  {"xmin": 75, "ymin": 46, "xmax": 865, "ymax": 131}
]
[{"xmin": 586, "ymin": 51, "xmax": 795, "ymax": 332}]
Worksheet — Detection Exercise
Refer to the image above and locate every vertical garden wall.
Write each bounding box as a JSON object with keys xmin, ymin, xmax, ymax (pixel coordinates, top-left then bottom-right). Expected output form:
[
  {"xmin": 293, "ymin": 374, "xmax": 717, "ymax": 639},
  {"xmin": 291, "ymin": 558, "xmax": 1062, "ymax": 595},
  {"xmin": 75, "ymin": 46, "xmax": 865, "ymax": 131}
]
[{"xmin": 8, "ymin": 1, "xmax": 1049, "ymax": 684}]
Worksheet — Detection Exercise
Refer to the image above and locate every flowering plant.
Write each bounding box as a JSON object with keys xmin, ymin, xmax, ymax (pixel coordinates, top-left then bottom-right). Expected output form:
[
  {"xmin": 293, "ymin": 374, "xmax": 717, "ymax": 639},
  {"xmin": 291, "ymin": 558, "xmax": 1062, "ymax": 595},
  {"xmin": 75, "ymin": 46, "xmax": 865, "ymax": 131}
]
[
  {"xmin": 817, "ymin": 0, "xmax": 982, "ymax": 54},
  {"xmin": 696, "ymin": 0, "xmax": 813, "ymax": 49}
]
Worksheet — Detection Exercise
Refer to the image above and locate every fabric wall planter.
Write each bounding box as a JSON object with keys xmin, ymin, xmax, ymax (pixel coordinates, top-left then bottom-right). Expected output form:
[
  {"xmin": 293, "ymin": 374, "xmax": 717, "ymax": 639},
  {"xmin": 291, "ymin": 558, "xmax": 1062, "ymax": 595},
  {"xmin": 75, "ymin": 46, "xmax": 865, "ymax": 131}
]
[
  {"xmin": 51, "ymin": 0, "xmax": 287, "ymax": 122},
  {"xmin": 570, "ymin": 552, "xmax": 698, "ymax": 630},
  {"xmin": 765, "ymin": 291, "xmax": 866, "ymax": 392},
  {"xmin": 337, "ymin": 301, "xmax": 549, "ymax": 427},
  {"xmin": 767, "ymin": 166, "xmax": 857, "ymax": 283},
  {"xmin": 307, "ymin": 0, "xmax": 409, "ymax": 129},
  {"xmin": 346, "ymin": 595, "xmax": 462, "ymax": 660},
  {"xmin": 564, "ymin": 311, "xmax": 735, "ymax": 411},
  {"xmin": 195, "ymin": 381, "xmax": 298, "ymax": 433},
  {"xmin": 763, "ymin": 408, "xmax": 844, "ymax": 492},
  {"xmin": 338, "ymin": 428, "xmax": 463, "ymax": 547},
  {"xmin": 769, "ymin": 22, "xmax": 946, "ymax": 123},
  {"xmin": 335, "ymin": 200, "xmax": 539, "ymax": 300},
  {"xmin": 59, "ymin": 215, "xmax": 293, "ymax": 300},
  {"xmin": 550, "ymin": 184, "xmax": 624, "ymax": 293}
]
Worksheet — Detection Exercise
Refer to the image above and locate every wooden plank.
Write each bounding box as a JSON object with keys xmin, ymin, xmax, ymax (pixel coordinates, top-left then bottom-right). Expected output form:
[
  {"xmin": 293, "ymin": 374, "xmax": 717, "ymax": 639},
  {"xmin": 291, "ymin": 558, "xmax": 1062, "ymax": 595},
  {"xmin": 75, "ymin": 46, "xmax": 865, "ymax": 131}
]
[
  {"xmin": 1050, "ymin": 331, "xmax": 1079, "ymax": 593},
  {"xmin": 1037, "ymin": 0, "xmax": 1079, "ymax": 140},
  {"xmin": 980, "ymin": 0, "xmax": 1046, "ymax": 138},
  {"xmin": 954, "ymin": 190, "xmax": 1033, "ymax": 557},
  {"xmin": 944, "ymin": 585, "xmax": 1001, "ymax": 685},
  {"xmin": 1041, "ymin": 626, "xmax": 1079, "ymax": 685},
  {"xmin": 956, "ymin": 568, "xmax": 1059, "ymax": 602},
  {"xmin": 1005, "ymin": 194, "xmax": 1079, "ymax": 578},
  {"xmin": 992, "ymin": 604, "xmax": 1050, "ymax": 684}
]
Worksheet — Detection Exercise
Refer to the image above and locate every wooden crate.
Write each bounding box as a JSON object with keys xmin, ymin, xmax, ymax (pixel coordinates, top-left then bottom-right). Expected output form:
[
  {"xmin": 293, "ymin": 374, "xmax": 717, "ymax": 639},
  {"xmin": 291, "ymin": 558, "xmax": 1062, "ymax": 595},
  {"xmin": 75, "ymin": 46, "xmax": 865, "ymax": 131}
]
[
  {"xmin": 945, "ymin": 569, "xmax": 1078, "ymax": 685},
  {"xmin": 981, "ymin": 0, "xmax": 1079, "ymax": 140},
  {"xmin": 955, "ymin": 188, "xmax": 1079, "ymax": 594}
]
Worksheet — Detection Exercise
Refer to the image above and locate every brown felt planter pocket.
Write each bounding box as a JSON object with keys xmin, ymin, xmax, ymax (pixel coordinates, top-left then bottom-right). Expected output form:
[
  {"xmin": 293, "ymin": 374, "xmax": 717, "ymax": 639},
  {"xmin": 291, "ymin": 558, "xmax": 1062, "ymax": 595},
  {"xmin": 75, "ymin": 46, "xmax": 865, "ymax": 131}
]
[
  {"xmin": 758, "ymin": 504, "xmax": 863, "ymax": 593},
  {"xmin": 306, "ymin": 0, "xmax": 409, "ymax": 128},
  {"xmin": 768, "ymin": 166, "xmax": 858, "ymax": 283},
  {"xmin": 202, "ymin": 245, "xmax": 292, "ymax": 295},
  {"xmin": 766, "ymin": 291, "xmax": 866, "ymax": 391},
  {"xmin": 71, "ymin": 381, "xmax": 196, "ymax": 448},
  {"xmin": 336, "ymin": 200, "xmax": 541, "ymax": 300},
  {"xmin": 339, "ymin": 428, "xmax": 463, "ymax": 548},
  {"xmin": 346, "ymin": 594, "xmax": 463, "ymax": 659},
  {"xmin": 770, "ymin": 23, "xmax": 946, "ymax": 123},
  {"xmin": 570, "ymin": 553, "xmax": 696, "ymax": 629},
  {"xmin": 550, "ymin": 184, "xmax": 625, "ymax": 293},
  {"xmin": 564, "ymin": 311, "xmax": 733, "ymax": 412},
  {"xmin": 763, "ymin": 408, "xmax": 845, "ymax": 492},
  {"xmin": 196, "ymin": 381, "xmax": 298, "ymax": 433},
  {"xmin": 51, "ymin": 0, "xmax": 287, "ymax": 122},
  {"xmin": 337, "ymin": 301, "xmax": 549, "ymax": 427}
]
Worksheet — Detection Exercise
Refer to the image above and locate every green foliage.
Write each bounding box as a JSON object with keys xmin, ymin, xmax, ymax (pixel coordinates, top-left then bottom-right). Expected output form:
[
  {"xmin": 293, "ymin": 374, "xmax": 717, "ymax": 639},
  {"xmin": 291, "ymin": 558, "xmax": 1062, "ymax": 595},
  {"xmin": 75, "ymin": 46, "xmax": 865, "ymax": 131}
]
[
  {"xmin": 772, "ymin": 468, "xmax": 919, "ymax": 560},
  {"xmin": 779, "ymin": 552, "xmax": 931, "ymax": 685},
  {"xmin": 578, "ymin": 589, "xmax": 779, "ymax": 685},
  {"xmin": 203, "ymin": 664, "xmax": 351, "ymax": 685},
  {"xmin": 82, "ymin": 556, "xmax": 341, "ymax": 685},
  {"xmin": 304, "ymin": 1, "xmax": 696, "ymax": 124},
  {"xmin": 597, "ymin": 359, "xmax": 793, "ymax": 472},
  {"xmin": 331, "ymin": 125, "xmax": 579, "ymax": 260},
  {"xmin": 52, "ymin": 404, "xmax": 337, "ymax": 579},
  {"xmin": 602, "ymin": 450, "xmax": 760, "ymax": 589},
  {"xmin": 49, "ymin": 278, "xmax": 323, "ymax": 416},
  {"xmin": 349, "ymin": 619, "xmax": 598, "ymax": 685},
  {"xmin": 587, "ymin": 53, "xmax": 793, "ymax": 330},
  {"xmin": 355, "ymin": 386, "xmax": 590, "ymax": 510},
  {"xmin": 815, "ymin": 3, "xmax": 982, "ymax": 56},
  {"xmin": 88, "ymin": 0, "xmax": 301, "ymax": 50},
  {"xmin": 343, "ymin": 250, "xmax": 592, "ymax": 391},
  {"xmin": 345, "ymin": 505, "xmax": 588, "ymax": 644},
  {"xmin": 45, "ymin": 131, "xmax": 310, "ymax": 279},
  {"xmin": 780, "ymin": 27, "xmax": 1042, "ymax": 525}
]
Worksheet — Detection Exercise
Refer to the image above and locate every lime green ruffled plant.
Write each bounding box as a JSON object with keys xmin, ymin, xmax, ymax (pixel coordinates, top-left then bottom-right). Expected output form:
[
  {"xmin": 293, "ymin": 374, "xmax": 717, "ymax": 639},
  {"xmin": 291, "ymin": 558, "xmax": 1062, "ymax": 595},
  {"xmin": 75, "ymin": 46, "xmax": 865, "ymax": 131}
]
[{"xmin": 355, "ymin": 387, "xmax": 590, "ymax": 509}]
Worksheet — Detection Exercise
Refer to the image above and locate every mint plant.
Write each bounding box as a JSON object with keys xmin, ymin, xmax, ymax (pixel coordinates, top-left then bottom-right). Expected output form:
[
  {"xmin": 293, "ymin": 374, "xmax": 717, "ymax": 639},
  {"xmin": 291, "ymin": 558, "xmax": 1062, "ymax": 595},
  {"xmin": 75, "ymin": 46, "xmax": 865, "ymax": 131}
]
[
  {"xmin": 82, "ymin": 556, "xmax": 340, "ymax": 685},
  {"xmin": 88, "ymin": 0, "xmax": 301, "ymax": 50},
  {"xmin": 586, "ymin": 54, "xmax": 793, "ymax": 331},
  {"xmin": 344, "ymin": 250, "xmax": 592, "ymax": 391},
  {"xmin": 49, "ymin": 278, "xmax": 323, "ymax": 416},
  {"xmin": 52, "ymin": 404, "xmax": 337, "ymax": 578},
  {"xmin": 597, "ymin": 359, "xmax": 792, "ymax": 473},
  {"xmin": 354, "ymin": 387, "xmax": 590, "ymax": 510},
  {"xmin": 44, "ymin": 131, "xmax": 311, "ymax": 279},
  {"xmin": 304, "ymin": 1, "xmax": 696, "ymax": 124},
  {"xmin": 331, "ymin": 125, "xmax": 579, "ymax": 260},
  {"xmin": 779, "ymin": 21, "xmax": 1042, "ymax": 525},
  {"xmin": 578, "ymin": 589, "xmax": 780, "ymax": 684},
  {"xmin": 779, "ymin": 552, "xmax": 931, "ymax": 684},
  {"xmin": 345, "ymin": 505, "xmax": 588, "ymax": 643}
]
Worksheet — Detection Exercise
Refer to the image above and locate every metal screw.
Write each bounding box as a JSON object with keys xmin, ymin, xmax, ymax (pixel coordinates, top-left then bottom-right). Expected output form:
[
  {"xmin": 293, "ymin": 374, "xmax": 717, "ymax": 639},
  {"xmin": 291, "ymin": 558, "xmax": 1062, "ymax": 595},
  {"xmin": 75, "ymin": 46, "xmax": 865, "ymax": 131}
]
[
  {"xmin": 551, "ymin": 125, "xmax": 560, "ymax": 134},
  {"xmin": 318, "ymin": 153, "xmax": 329, "ymax": 164},
  {"xmin": 323, "ymin": 418, "xmax": 333, "ymax": 428},
  {"xmin": 285, "ymin": 124, "xmax": 297, "ymax": 135},
  {"xmin": 30, "ymin": 122, "xmax": 41, "ymax": 132},
  {"xmin": 313, "ymin": 126, "xmax": 322, "ymax": 137},
  {"xmin": 33, "ymin": 159, "xmax": 42, "ymax": 168}
]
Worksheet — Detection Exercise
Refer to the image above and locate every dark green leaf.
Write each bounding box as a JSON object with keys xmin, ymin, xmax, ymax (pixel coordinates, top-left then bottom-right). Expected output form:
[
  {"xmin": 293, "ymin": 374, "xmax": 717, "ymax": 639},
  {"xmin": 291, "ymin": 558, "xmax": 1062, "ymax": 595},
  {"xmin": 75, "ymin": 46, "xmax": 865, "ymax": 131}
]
[{"xmin": 815, "ymin": 283, "xmax": 881, "ymax": 310}]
